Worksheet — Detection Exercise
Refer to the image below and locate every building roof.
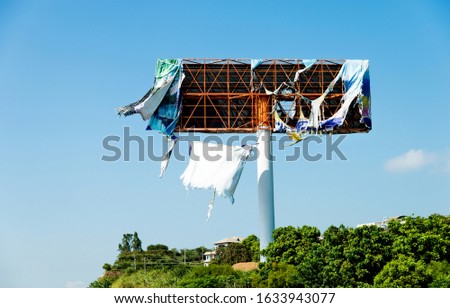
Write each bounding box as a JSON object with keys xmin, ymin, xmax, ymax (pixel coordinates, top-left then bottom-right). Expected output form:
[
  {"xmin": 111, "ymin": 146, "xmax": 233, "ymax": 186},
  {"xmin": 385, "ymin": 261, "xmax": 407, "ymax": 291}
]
[
  {"xmin": 214, "ymin": 236, "xmax": 246, "ymax": 246},
  {"xmin": 356, "ymin": 215, "xmax": 406, "ymax": 228}
]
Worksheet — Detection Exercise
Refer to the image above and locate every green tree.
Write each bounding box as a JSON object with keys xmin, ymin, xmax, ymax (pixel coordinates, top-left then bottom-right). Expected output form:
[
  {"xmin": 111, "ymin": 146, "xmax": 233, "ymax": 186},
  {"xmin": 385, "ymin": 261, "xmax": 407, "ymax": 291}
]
[
  {"xmin": 267, "ymin": 263, "xmax": 301, "ymax": 287},
  {"xmin": 259, "ymin": 226, "xmax": 321, "ymax": 287},
  {"xmin": 373, "ymin": 255, "xmax": 432, "ymax": 287},
  {"xmin": 263, "ymin": 225, "xmax": 321, "ymax": 265},
  {"xmin": 145, "ymin": 244, "xmax": 177, "ymax": 265},
  {"xmin": 242, "ymin": 235, "xmax": 260, "ymax": 262},
  {"xmin": 181, "ymin": 247, "xmax": 208, "ymax": 263},
  {"xmin": 177, "ymin": 264, "xmax": 252, "ymax": 288},
  {"xmin": 214, "ymin": 243, "xmax": 252, "ymax": 265},
  {"xmin": 331, "ymin": 225, "xmax": 393, "ymax": 287},
  {"xmin": 118, "ymin": 233, "xmax": 133, "ymax": 253},
  {"xmin": 427, "ymin": 260, "xmax": 450, "ymax": 287},
  {"xmin": 389, "ymin": 214, "xmax": 450, "ymax": 262},
  {"xmin": 89, "ymin": 278, "xmax": 113, "ymax": 288},
  {"xmin": 147, "ymin": 244, "xmax": 169, "ymax": 252},
  {"xmin": 310, "ymin": 225, "xmax": 348, "ymax": 287},
  {"xmin": 262, "ymin": 224, "xmax": 394, "ymax": 288},
  {"xmin": 295, "ymin": 244, "xmax": 327, "ymax": 287},
  {"xmin": 132, "ymin": 232, "xmax": 143, "ymax": 252}
]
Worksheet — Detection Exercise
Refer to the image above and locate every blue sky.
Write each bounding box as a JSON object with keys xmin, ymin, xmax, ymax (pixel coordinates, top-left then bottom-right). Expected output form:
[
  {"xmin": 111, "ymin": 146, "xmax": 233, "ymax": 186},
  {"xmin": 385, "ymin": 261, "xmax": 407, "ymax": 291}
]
[{"xmin": 0, "ymin": 0, "xmax": 449, "ymax": 288}]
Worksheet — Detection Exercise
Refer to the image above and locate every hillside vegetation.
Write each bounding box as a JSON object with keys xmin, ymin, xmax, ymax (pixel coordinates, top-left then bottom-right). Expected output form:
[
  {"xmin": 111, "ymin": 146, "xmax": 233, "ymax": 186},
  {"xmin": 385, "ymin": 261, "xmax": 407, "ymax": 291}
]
[{"xmin": 90, "ymin": 214, "xmax": 450, "ymax": 288}]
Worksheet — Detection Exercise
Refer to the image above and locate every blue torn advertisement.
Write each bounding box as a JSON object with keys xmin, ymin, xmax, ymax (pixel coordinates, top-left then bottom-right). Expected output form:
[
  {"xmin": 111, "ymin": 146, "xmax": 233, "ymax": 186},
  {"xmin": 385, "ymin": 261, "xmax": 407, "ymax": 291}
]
[
  {"xmin": 117, "ymin": 58, "xmax": 183, "ymax": 137},
  {"xmin": 116, "ymin": 59, "xmax": 183, "ymax": 178}
]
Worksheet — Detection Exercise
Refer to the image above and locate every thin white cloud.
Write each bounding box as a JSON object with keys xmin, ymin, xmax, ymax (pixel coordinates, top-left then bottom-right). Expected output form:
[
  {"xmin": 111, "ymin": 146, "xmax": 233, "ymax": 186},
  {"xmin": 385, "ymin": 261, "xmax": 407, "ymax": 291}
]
[
  {"xmin": 385, "ymin": 149, "xmax": 436, "ymax": 173},
  {"xmin": 65, "ymin": 280, "xmax": 85, "ymax": 288}
]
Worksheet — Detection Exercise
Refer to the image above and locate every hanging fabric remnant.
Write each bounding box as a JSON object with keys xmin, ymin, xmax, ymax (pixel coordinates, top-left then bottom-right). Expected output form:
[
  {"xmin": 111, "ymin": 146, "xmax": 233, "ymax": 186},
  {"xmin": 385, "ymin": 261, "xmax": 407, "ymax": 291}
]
[
  {"xmin": 116, "ymin": 77, "xmax": 172, "ymax": 119},
  {"xmin": 159, "ymin": 136, "xmax": 177, "ymax": 178},
  {"xmin": 293, "ymin": 59, "xmax": 316, "ymax": 82},
  {"xmin": 207, "ymin": 190, "xmax": 216, "ymax": 220},
  {"xmin": 117, "ymin": 59, "xmax": 183, "ymax": 176},
  {"xmin": 146, "ymin": 59, "xmax": 184, "ymax": 136},
  {"xmin": 307, "ymin": 66, "xmax": 344, "ymax": 131},
  {"xmin": 251, "ymin": 59, "xmax": 263, "ymax": 70},
  {"xmin": 273, "ymin": 107, "xmax": 290, "ymax": 133},
  {"xmin": 180, "ymin": 141, "xmax": 253, "ymax": 217},
  {"xmin": 359, "ymin": 64, "xmax": 371, "ymax": 129},
  {"xmin": 273, "ymin": 109, "xmax": 304, "ymax": 145},
  {"xmin": 272, "ymin": 59, "xmax": 371, "ymax": 138},
  {"xmin": 250, "ymin": 59, "xmax": 263, "ymax": 91},
  {"xmin": 321, "ymin": 60, "xmax": 370, "ymax": 131},
  {"xmin": 117, "ymin": 59, "xmax": 183, "ymax": 136}
]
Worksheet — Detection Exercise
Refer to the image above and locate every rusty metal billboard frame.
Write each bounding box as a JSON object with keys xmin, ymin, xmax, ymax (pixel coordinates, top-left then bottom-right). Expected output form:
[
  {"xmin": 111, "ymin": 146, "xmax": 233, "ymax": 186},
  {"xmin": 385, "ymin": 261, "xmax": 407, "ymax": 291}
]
[{"xmin": 178, "ymin": 59, "xmax": 369, "ymax": 134}]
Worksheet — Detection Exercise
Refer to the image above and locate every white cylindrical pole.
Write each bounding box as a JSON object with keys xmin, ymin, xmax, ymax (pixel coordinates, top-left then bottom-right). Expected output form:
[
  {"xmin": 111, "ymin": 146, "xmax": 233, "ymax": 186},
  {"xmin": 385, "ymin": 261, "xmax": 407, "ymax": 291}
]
[{"xmin": 257, "ymin": 128, "xmax": 275, "ymax": 261}]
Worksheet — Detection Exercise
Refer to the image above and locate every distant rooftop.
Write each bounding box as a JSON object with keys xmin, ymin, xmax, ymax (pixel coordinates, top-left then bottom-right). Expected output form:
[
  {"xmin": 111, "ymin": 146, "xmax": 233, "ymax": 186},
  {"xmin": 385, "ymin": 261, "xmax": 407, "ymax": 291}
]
[
  {"xmin": 357, "ymin": 215, "xmax": 406, "ymax": 229},
  {"xmin": 214, "ymin": 236, "xmax": 246, "ymax": 246}
]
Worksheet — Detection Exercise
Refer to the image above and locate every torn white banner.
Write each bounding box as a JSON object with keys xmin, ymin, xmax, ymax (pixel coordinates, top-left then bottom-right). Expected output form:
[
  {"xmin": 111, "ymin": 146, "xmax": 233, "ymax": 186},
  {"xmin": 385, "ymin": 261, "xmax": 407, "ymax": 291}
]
[{"xmin": 180, "ymin": 141, "xmax": 253, "ymax": 218}]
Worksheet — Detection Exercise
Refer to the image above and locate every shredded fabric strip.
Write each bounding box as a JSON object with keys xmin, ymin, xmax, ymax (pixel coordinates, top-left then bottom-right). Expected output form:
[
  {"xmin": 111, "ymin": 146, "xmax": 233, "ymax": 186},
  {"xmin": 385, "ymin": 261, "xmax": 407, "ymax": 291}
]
[
  {"xmin": 159, "ymin": 136, "xmax": 177, "ymax": 178},
  {"xmin": 272, "ymin": 59, "xmax": 371, "ymax": 142}
]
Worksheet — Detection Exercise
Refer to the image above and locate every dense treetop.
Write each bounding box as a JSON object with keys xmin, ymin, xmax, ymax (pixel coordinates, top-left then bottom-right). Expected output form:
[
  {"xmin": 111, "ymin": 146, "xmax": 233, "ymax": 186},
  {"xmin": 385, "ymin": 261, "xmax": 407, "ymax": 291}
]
[{"xmin": 90, "ymin": 214, "xmax": 450, "ymax": 288}]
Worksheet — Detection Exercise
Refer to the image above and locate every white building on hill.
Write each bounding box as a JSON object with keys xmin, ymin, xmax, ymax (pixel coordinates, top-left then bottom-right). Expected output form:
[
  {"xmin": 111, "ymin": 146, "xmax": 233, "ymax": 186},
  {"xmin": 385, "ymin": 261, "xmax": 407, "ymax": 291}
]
[{"xmin": 203, "ymin": 236, "xmax": 246, "ymax": 266}]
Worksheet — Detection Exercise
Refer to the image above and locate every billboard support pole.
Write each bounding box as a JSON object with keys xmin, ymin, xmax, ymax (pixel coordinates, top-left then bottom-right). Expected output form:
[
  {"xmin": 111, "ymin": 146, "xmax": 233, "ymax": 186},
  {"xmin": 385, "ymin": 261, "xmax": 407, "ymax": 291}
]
[{"xmin": 257, "ymin": 128, "xmax": 275, "ymax": 261}]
